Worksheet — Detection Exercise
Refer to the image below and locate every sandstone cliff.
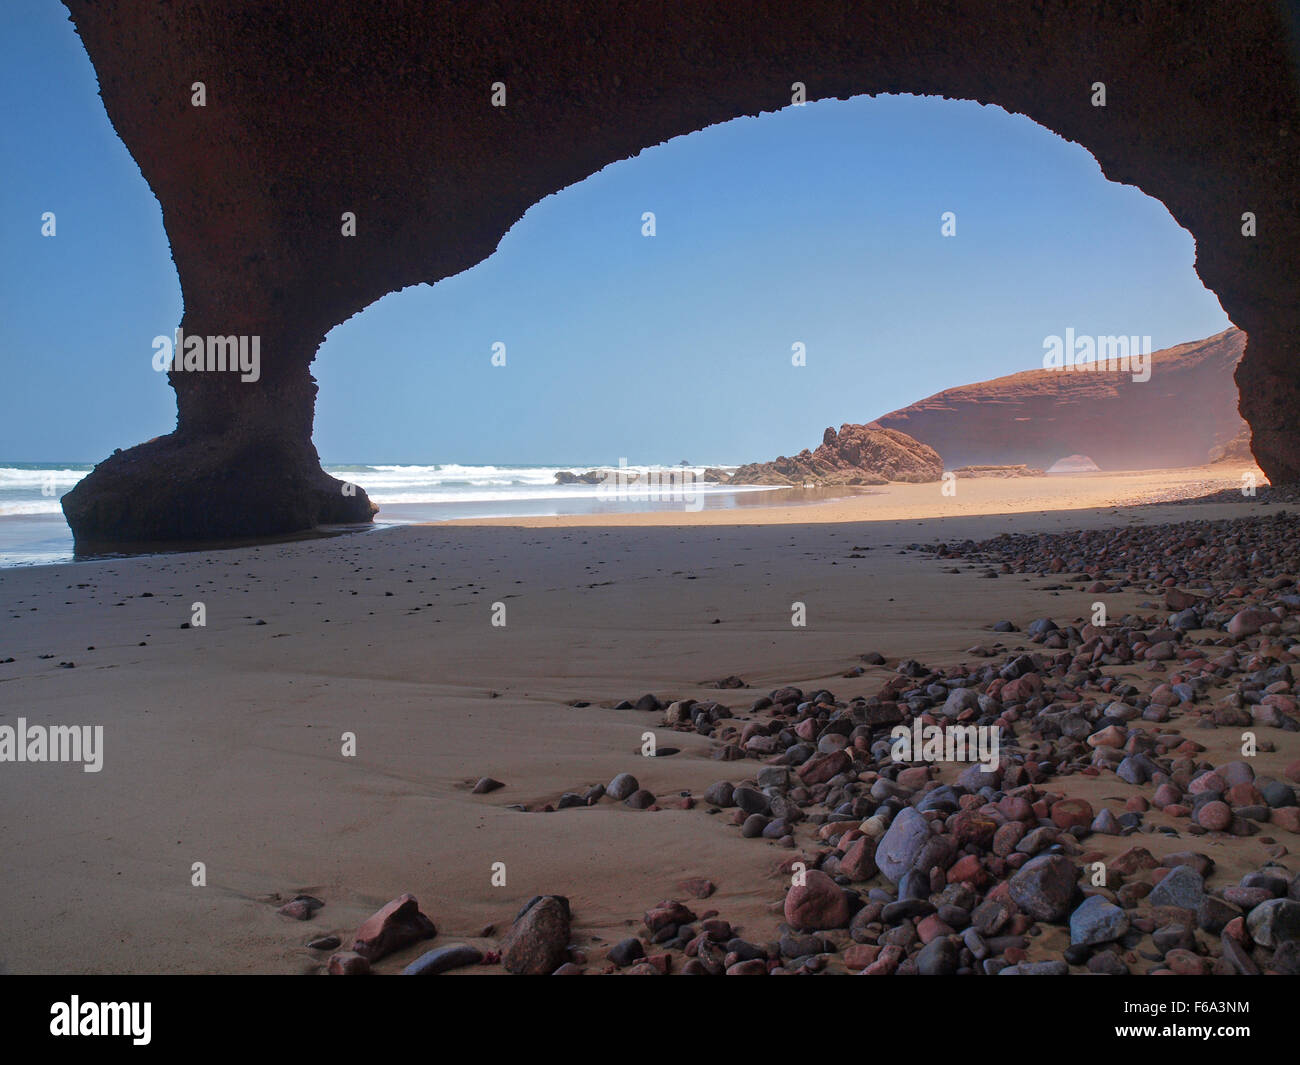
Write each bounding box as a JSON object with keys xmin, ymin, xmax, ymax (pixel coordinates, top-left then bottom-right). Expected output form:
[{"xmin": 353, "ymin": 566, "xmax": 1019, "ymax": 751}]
[{"xmin": 873, "ymin": 329, "xmax": 1246, "ymax": 471}]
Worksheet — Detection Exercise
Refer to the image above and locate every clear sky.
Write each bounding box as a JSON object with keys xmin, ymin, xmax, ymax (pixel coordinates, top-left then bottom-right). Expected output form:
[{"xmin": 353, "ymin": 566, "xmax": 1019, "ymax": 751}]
[{"xmin": 1, "ymin": 0, "xmax": 1233, "ymax": 467}]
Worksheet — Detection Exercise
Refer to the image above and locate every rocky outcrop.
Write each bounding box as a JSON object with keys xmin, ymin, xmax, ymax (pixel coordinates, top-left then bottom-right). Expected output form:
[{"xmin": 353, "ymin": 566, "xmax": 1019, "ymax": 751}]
[
  {"xmin": 875, "ymin": 330, "xmax": 1248, "ymax": 472},
  {"xmin": 554, "ymin": 471, "xmax": 606, "ymax": 485},
  {"xmin": 62, "ymin": 430, "xmax": 375, "ymax": 545},
  {"xmin": 732, "ymin": 424, "xmax": 943, "ymax": 485},
  {"xmin": 60, "ymin": 2, "xmax": 1300, "ymax": 541},
  {"xmin": 1209, "ymin": 426, "xmax": 1256, "ymax": 465}
]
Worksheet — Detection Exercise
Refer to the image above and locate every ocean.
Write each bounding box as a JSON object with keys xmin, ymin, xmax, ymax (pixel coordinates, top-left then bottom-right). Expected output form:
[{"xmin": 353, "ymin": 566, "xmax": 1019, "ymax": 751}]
[{"xmin": 0, "ymin": 462, "xmax": 784, "ymax": 566}]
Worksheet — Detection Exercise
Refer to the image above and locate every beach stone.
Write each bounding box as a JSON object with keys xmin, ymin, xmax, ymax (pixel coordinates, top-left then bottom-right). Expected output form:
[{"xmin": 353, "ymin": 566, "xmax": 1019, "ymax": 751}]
[
  {"xmin": 1163, "ymin": 851, "xmax": 1214, "ymax": 877},
  {"xmin": 327, "ymin": 951, "xmax": 370, "ymax": 975},
  {"xmin": 1196, "ymin": 800, "xmax": 1233, "ymax": 831},
  {"xmin": 843, "ymin": 943, "xmax": 881, "ymax": 969},
  {"xmin": 278, "ymin": 894, "xmax": 324, "ymax": 920},
  {"xmin": 1089, "ymin": 950, "xmax": 1130, "ymax": 975},
  {"xmin": 501, "ymin": 895, "xmax": 571, "ymax": 975},
  {"xmin": 734, "ymin": 786, "xmax": 770, "ymax": 815},
  {"xmin": 1051, "ymin": 798, "xmax": 1094, "ymax": 830},
  {"xmin": 1224, "ymin": 886, "xmax": 1272, "ymax": 909},
  {"xmin": 1228, "ymin": 608, "xmax": 1275, "ymax": 638},
  {"xmin": 1008, "ymin": 854, "xmax": 1078, "ymax": 922},
  {"xmin": 876, "ymin": 807, "xmax": 931, "ymax": 883},
  {"xmin": 1219, "ymin": 760, "xmax": 1256, "ymax": 786},
  {"xmin": 883, "ymin": 898, "xmax": 934, "ymax": 924},
  {"xmin": 992, "ymin": 821, "xmax": 1027, "ymax": 857},
  {"xmin": 625, "ymin": 788, "xmax": 656, "ymax": 809},
  {"xmin": 703, "ymin": 781, "xmax": 735, "ymax": 807},
  {"xmin": 1189, "ymin": 770, "xmax": 1227, "ymax": 795},
  {"xmin": 1165, "ymin": 948, "xmax": 1210, "ymax": 975},
  {"xmin": 607, "ymin": 773, "xmax": 639, "ymax": 800},
  {"xmin": 608, "ymin": 937, "xmax": 646, "ymax": 967},
  {"xmin": 403, "ymin": 943, "xmax": 483, "ymax": 975},
  {"xmin": 644, "ymin": 900, "xmax": 696, "ymax": 933},
  {"xmin": 797, "ymin": 749, "xmax": 851, "ymax": 784},
  {"xmin": 307, "ymin": 934, "xmax": 341, "ymax": 951},
  {"xmin": 472, "ymin": 776, "xmax": 504, "ymax": 794},
  {"xmin": 1090, "ymin": 808, "xmax": 1121, "ymax": 835},
  {"xmin": 1149, "ymin": 865, "xmax": 1205, "ymax": 910},
  {"xmin": 839, "ymin": 836, "xmax": 878, "ymax": 881},
  {"xmin": 1246, "ymin": 898, "xmax": 1300, "ymax": 947},
  {"xmin": 780, "ymin": 932, "xmax": 825, "ymax": 958},
  {"xmin": 941, "ymin": 687, "xmax": 980, "ymax": 718},
  {"xmin": 1088, "ymin": 724, "xmax": 1127, "ymax": 749},
  {"xmin": 1152, "ymin": 921, "xmax": 1194, "ymax": 953},
  {"xmin": 1070, "ymin": 895, "xmax": 1130, "ymax": 946},
  {"xmin": 1198, "ymin": 895, "xmax": 1242, "ymax": 933},
  {"xmin": 1273, "ymin": 807, "xmax": 1300, "ymax": 833},
  {"xmin": 351, "ymin": 893, "xmax": 436, "ymax": 962},
  {"xmin": 783, "ymin": 870, "xmax": 851, "ymax": 931},
  {"xmin": 956, "ymin": 763, "xmax": 1001, "ymax": 791},
  {"xmin": 1241, "ymin": 869, "xmax": 1288, "ymax": 895},
  {"xmin": 916, "ymin": 936, "xmax": 960, "ymax": 975},
  {"xmin": 972, "ymin": 896, "xmax": 1015, "ymax": 936},
  {"xmin": 1220, "ymin": 934, "xmax": 1259, "ymax": 975}
]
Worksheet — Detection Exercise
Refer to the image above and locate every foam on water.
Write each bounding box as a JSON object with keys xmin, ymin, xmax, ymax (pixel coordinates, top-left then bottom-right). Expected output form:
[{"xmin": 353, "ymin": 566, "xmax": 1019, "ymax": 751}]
[{"xmin": 0, "ymin": 462, "xmax": 779, "ymax": 565}]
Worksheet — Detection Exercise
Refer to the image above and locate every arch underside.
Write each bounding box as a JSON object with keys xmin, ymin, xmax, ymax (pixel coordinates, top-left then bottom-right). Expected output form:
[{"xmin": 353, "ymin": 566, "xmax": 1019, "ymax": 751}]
[{"xmin": 60, "ymin": 0, "xmax": 1300, "ymax": 542}]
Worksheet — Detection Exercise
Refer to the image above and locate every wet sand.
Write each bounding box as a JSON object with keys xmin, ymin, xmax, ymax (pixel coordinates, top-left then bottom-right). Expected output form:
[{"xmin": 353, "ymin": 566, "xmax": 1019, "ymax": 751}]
[{"xmin": 0, "ymin": 463, "xmax": 1287, "ymax": 973}]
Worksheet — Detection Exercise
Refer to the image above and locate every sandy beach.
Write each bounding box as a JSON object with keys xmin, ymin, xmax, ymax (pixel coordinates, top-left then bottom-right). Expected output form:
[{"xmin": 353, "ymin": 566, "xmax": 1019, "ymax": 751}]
[{"xmin": 3, "ymin": 463, "xmax": 1296, "ymax": 974}]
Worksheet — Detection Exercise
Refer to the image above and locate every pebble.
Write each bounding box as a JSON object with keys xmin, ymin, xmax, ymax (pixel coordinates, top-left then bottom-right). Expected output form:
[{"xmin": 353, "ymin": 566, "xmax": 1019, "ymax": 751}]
[
  {"xmin": 501, "ymin": 895, "xmax": 571, "ymax": 975},
  {"xmin": 1069, "ymin": 895, "xmax": 1130, "ymax": 946},
  {"xmin": 608, "ymin": 937, "xmax": 646, "ymax": 967},
  {"xmin": 876, "ymin": 807, "xmax": 931, "ymax": 883},
  {"xmin": 403, "ymin": 943, "xmax": 483, "ymax": 975},
  {"xmin": 277, "ymin": 894, "xmax": 324, "ymax": 920},
  {"xmin": 625, "ymin": 788, "xmax": 656, "ymax": 809},
  {"xmin": 783, "ymin": 870, "xmax": 850, "ymax": 931},
  {"xmin": 1148, "ymin": 866, "xmax": 1205, "ymax": 911},
  {"xmin": 1008, "ymin": 855, "xmax": 1078, "ymax": 922},
  {"xmin": 606, "ymin": 773, "xmax": 639, "ymax": 800},
  {"xmin": 307, "ymin": 934, "xmax": 341, "ymax": 951},
  {"xmin": 1245, "ymin": 898, "xmax": 1300, "ymax": 947},
  {"xmin": 351, "ymin": 894, "xmax": 436, "ymax": 962},
  {"xmin": 327, "ymin": 951, "xmax": 370, "ymax": 975}
]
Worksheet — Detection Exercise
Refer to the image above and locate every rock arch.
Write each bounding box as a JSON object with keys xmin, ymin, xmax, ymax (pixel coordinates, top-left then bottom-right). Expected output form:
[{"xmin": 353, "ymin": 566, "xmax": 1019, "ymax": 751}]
[{"xmin": 61, "ymin": 0, "xmax": 1300, "ymax": 542}]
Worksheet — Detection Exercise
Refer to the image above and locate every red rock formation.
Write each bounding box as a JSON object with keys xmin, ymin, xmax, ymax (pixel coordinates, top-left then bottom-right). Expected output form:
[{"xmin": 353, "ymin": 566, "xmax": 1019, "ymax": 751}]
[
  {"xmin": 1210, "ymin": 426, "xmax": 1256, "ymax": 465},
  {"xmin": 875, "ymin": 330, "xmax": 1247, "ymax": 471},
  {"xmin": 58, "ymin": 2, "xmax": 1300, "ymax": 541},
  {"xmin": 733, "ymin": 424, "xmax": 943, "ymax": 485}
]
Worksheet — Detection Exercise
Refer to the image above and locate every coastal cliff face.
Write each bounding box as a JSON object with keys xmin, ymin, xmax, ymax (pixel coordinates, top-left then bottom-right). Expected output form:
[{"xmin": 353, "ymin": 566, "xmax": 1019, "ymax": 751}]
[
  {"xmin": 733, "ymin": 424, "xmax": 944, "ymax": 486},
  {"xmin": 60, "ymin": 1, "xmax": 1300, "ymax": 542},
  {"xmin": 875, "ymin": 329, "xmax": 1248, "ymax": 472}
]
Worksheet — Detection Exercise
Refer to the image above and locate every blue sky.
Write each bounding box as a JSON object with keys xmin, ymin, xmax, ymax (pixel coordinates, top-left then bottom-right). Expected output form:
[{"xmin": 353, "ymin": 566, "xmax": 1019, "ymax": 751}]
[{"xmin": 1, "ymin": 1, "xmax": 1232, "ymax": 466}]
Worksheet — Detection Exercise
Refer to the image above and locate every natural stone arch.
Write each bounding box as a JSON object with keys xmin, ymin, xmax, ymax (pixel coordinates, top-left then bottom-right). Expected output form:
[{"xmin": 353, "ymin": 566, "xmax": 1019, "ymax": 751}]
[{"xmin": 61, "ymin": 0, "xmax": 1300, "ymax": 543}]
